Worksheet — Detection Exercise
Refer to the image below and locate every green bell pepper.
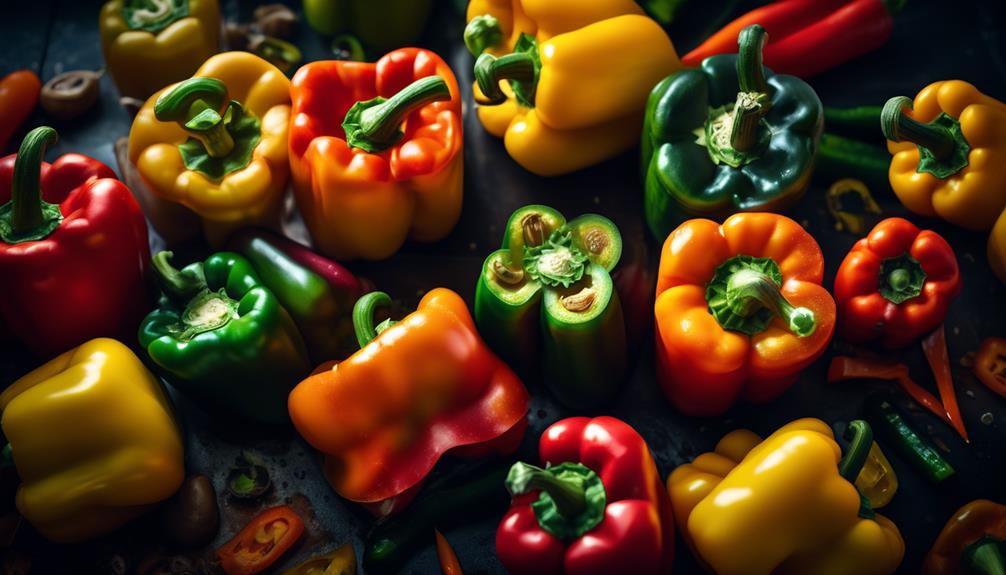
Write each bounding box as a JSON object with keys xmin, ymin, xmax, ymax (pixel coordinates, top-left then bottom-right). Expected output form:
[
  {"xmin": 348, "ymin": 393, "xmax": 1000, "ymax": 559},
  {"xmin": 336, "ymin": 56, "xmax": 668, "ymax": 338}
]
[
  {"xmin": 227, "ymin": 228, "xmax": 361, "ymax": 363},
  {"xmin": 138, "ymin": 251, "xmax": 310, "ymax": 424},
  {"xmin": 302, "ymin": 0, "xmax": 432, "ymax": 52},
  {"xmin": 474, "ymin": 205, "xmax": 626, "ymax": 410},
  {"xmin": 641, "ymin": 24, "xmax": 823, "ymax": 240}
]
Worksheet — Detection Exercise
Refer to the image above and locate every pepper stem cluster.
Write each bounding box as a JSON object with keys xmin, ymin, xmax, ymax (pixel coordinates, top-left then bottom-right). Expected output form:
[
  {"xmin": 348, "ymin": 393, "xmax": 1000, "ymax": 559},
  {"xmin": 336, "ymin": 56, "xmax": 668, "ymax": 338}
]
[
  {"xmin": 152, "ymin": 251, "xmax": 239, "ymax": 340},
  {"xmin": 706, "ymin": 255, "xmax": 816, "ymax": 337},
  {"xmin": 881, "ymin": 96, "xmax": 970, "ymax": 179},
  {"xmin": 506, "ymin": 462, "xmax": 606, "ymax": 541},
  {"xmin": 0, "ymin": 126, "xmax": 64, "ymax": 244},
  {"xmin": 474, "ymin": 33, "xmax": 540, "ymax": 108},
  {"xmin": 523, "ymin": 231, "xmax": 589, "ymax": 289},
  {"xmin": 343, "ymin": 76, "xmax": 451, "ymax": 153}
]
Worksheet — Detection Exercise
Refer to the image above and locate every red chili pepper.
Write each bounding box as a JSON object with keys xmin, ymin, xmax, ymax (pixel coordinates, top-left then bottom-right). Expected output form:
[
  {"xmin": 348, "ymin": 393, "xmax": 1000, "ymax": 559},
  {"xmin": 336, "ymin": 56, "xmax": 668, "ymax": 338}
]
[
  {"xmin": 495, "ymin": 416, "xmax": 674, "ymax": 575},
  {"xmin": 834, "ymin": 218, "xmax": 961, "ymax": 349},
  {"xmin": 974, "ymin": 337, "xmax": 1006, "ymax": 400},
  {"xmin": 923, "ymin": 325, "xmax": 969, "ymax": 443},
  {"xmin": 0, "ymin": 70, "xmax": 41, "ymax": 151},
  {"xmin": 217, "ymin": 505, "xmax": 305, "ymax": 575},
  {"xmin": 435, "ymin": 529, "xmax": 464, "ymax": 575},
  {"xmin": 0, "ymin": 127, "xmax": 151, "ymax": 358},
  {"xmin": 683, "ymin": 0, "xmax": 899, "ymax": 78}
]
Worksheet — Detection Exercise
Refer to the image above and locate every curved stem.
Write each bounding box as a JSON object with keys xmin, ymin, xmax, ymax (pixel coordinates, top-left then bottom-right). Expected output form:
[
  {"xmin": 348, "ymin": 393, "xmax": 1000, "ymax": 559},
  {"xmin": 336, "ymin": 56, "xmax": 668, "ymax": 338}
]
[
  {"xmin": 736, "ymin": 24, "xmax": 769, "ymax": 95},
  {"xmin": 964, "ymin": 537, "xmax": 1006, "ymax": 575},
  {"xmin": 464, "ymin": 14, "xmax": 503, "ymax": 56},
  {"xmin": 506, "ymin": 462, "xmax": 585, "ymax": 518},
  {"xmin": 353, "ymin": 291, "xmax": 393, "ymax": 348},
  {"xmin": 351, "ymin": 76, "xmax": 450, "ymax": 151},
  {"xmin": 839, "ymin": 420, "xmax": 874, "ymax": 482},
  {"xmin": 154, "ymin": 77, "xmax": 235, "ymax": 158},
  {"xmin": 881, "ymin": 96, "xmax": 955, "ymax": 159},
  {"xmin": 152, "ymin": 251, "xmax": 206, "ymax": 303},
  {"xmin": 474, "ymin": 52, "xmax": 536, "ymax": 106},
  {"xmin": 9, "ymin": 126, "xmax": 58, "ymax": 236},
  {"xmin": 726, "ymin": 268, "xmax": 816, "ymax": 336}
]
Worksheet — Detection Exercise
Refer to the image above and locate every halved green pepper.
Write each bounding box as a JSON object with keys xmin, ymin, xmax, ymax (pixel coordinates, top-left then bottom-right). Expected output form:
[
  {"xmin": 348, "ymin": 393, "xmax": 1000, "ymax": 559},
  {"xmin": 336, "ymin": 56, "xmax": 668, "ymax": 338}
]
[
  {"xmin": 138, "ymin": 251, "xmax": 311, "ymax": 424},
  {"xmin": 641, "ymin": 24, "xmax": 823, "ymax": 240},
  {"xmin": 475, "ymin": 205, "xmax": 626, "ymax": 409}
]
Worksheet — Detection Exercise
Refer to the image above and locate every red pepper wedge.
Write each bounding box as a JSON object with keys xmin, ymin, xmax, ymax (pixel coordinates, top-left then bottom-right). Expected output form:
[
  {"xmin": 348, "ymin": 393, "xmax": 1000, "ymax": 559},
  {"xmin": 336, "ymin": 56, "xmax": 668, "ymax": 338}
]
[
  {"xmin": 974, "ymin": 337, "xmax": 1006, "ymax": 400},
  {"xmin": 683, "ymin": 0, "xmax": 898, "ymax": 78},
  {"xmin": 834, "ymin": 217, "xmax": 961, "ymax": 349},
  {"xmin": 0, "ymin": 127, "xmax": 151, "ymax": 357},
  {"xmin": 496, "ymin": 416, "xmax": 674, "ymax": 575},
  {"xmin": 923, "ymin": 325, "xmax": 969, "ymax": 442},
  {"xmin": 217, "ymin": 505, "xmax": 305, "ymax": 575}
]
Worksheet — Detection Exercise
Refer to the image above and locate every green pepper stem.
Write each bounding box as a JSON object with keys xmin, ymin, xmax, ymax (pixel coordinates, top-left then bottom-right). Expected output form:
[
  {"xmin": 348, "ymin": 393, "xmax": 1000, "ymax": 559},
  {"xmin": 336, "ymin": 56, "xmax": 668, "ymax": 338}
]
[
  {"xmin": 464, "ymin": 14, "xmax": 503, "ymax": 56},
  {"xmin": 152, "ymin": 251, "xmax": 207, "ymax": 302},
  {"xmin": 474, "ymin": 52, "xmax": 536, "ymax": 106},
  {"xmin": 729, "ymin": 92, "xmax": 769, "ymax": 154},
  {"xmin": 0, "ymin": 443, "xmax": 12, "ymax": 468},
  {"xmin": 725, "ymin": 268, "xmax": 816, "ymax": 336},
  {"xmin": 9, "ymin": 127, "xmax": 59, "ymax": 236},
  {"xmin": 839, "ymin": 420, "xmax": 874, "ymax": 482},
  {"xmin": 349, "ymin": 76, "xmax": 450, "ymax": 151},
  {"xmin": 881, "ymin": 96, "xmax": 955, "ymax": 159},
  {"xmin": 154, "ymin": 77, "xmax": 235, "ymax": 158},
  {"xmin": 736, "ymin": 24, "xmax": 770, "ymax": 96},
  {"xmin": 506, "ymin": 462, "xmax": 585, "ymax": 518},
  {"xmin": 964, "ymin": 537, "xmax": 1006, "ymax": 575},
  {"xmin": 353, "ymin": 291, "xmax": 394, "ymax": 348}
]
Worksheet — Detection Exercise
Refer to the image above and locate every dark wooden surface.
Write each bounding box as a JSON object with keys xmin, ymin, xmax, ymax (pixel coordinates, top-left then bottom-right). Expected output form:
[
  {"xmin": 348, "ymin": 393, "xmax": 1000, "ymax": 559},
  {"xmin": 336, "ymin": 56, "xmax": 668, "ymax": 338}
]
[{"xmin": 2, "ymin": 0, "xmax": 1006, "ymax": 573}]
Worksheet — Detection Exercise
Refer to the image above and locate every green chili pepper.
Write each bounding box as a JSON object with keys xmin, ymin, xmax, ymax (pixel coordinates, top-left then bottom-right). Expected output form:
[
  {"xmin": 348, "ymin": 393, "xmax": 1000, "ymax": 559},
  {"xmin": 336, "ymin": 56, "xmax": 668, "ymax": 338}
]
[
  {"xmin": 138, "ymin": 251, "xmax": 311, "ymax": 424},
  {"xmin": 817, "ymin": 132, "xmax": 892, "ymax": 193},
  {"xmin": 641, "ymin": 24, "xmax": 823, "ymax": 240},
  {"xmin": 865, "ymin": 396, "xmax": 956, "ymax": 484},
  {"xmin": 824, "ymin": 105, "xmax": 884, "ymax": 139},
  {"xmin": 475, "ymin": 205, "xmax": 627, "ymax": 409}
]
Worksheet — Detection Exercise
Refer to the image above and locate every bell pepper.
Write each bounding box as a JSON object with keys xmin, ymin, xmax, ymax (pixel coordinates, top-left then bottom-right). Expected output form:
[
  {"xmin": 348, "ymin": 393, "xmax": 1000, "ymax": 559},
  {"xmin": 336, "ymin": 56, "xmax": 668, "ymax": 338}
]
[
  {"xmin": 496, "ymin": 416, "xmax": 674, "ymax": 575},
  {"xmin": 0, "ymin": 70, "xmax": 40, "ymax": 151},
  {"xmin": 882, "ymin": 80, "xmax": 1006, "ymax": 231},
  {"xmin": 100, "ymin": 0, "xmax": 220, "ymax": 99},
  {"xmin": 974, "ymin": 337, "xmax": 1006, "ymax": 400},
  {"xmin": 283, "ymin": 543, "xmax": 356, "ymax": 575},
  {"xmin": 128, "ymin": 52, "xmax": 291, "ymax": 246},
  {"xmin": 654, "ymin": 213, "xmax": 836, "ymax": 416},
  {"xmin": 991, "ymin": 210, "xmax": 1006, "ymax": 285},
  {"xmin": 289, "ymin": 288, "xmax": 529, "ymax": 517},
  {"xmin": 217, "ymin": 505, "xmax": 304, "ymax": 575},
  {"xmin": 474, "ymin": 205, "xmax": 626, "ymax": 409},
  {"xmin": 468, "ymin": 4, "xmax": 680, "ymax": 176},
  {"xmin": 682, "ymin": 0, "xmax": 900, "ymax": 78},
  {"xmin": 668, "ymin": 418, "xmax": 904, "ymax": 575},
  {"xmin": 138, "ymin": 251, "xmax": 311, "ymax": 424},
  {"xmin": 0, "ymin": 338, "xmax": 185, "ymax": 543},
  {"xmin": 302, "ymin": 0, "xmax": 432, "ymax": 51},
  {"xmin": 641, "ymin": 24, "xmax": 823, "ymax": 240},
  {"xmin": 0, "ymin": 127, "xmax": 152, "ymax": 358},
  {"xmin": 834, "ymin": 217, "xmax": 961, "ymax": 349},
  {"xmin": 289, "ymin": 48, "xmax": 462, "ymax": 261},
  {"xmin": 924, "ymin": 500, "xmax": 1006, "ymax": 575},
  {"xmin": 227, "ymin": 228, "xmax": 362, "ymax": 363}
]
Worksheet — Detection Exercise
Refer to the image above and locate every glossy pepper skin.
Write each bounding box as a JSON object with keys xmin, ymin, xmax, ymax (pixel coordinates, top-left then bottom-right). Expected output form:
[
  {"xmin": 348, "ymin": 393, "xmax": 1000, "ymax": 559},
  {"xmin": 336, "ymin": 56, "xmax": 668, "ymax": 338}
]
[
  {"xmin": 924, "ymin": 500, "xmax": 1006, "ymax": 575},
  {"xmin": 882, "ymin": 80, "xmax": 1006, "ymax": 231},
  {"xmin": 302, "ymin": 0, "xmax": 432, "ymax": 51},
  {"xmin": 0, "ymin": 127, "xmax": 151, "ymax": 358},
  {"xmin": 139, "ymin": 251, "xmax": 311, "ymax": 424},
  {"xmin": 467, "ymin": 2, "xmax": 680, "ymax": 176},
  {"xmin": 991, "ymin": 210, "xmax": 1006, "ymax": 285},
  {"xmin": 475, "ymin": 205, "xmax": 626, "ymax": 409},
  {"xmin": 668, "ymin": 418, "xmax": 904, "ymax": 575},
  {"xmin": 641, "ymin": 24, "xmax": 823, "ymax": 240},
  {"xmin": 0, "ymin": 70, "xmax": 40, "ymax": 151},
  {"xmin": 0, "ymin": 338, "xmax": 185, "ymax": 543},
  {"xmin": 100, "ymin": 0, "xmax": 220, "ymax": 99},
  {"xmin": 289, "ymin": 48, "xmax": 462, "ymax": 261},
  {"xmin": 974, "ymin": 338, "xmax": 1006, "ymax": 399},
  {"xmin": 496, "ymin": 416, "xmax": 674, "ymax": 575},
  {"xmin": 835, "ymin": 217, "xmax": 961, "ymax": 349},
  {"xmin": 289, "ymin": 288, "xmax": 529, "ymax": 517},
  {"xmin": 654, "ymin": 213, "xmax": 836, "ymax": 416},
  {"xmin": 128, "ymin": 52, "xmax": 291, "ymax": 246}
]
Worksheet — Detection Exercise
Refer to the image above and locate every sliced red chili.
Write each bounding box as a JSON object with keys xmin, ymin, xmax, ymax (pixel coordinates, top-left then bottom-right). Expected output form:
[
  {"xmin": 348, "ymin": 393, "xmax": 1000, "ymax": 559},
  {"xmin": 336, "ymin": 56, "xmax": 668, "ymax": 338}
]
[
  {"xmin": 217, "ymin": 505, "xmax": 305, "ymax": 575},
  {"xmin": 923, "ymin": 325, "xmax": 969, "ymax": 442}
]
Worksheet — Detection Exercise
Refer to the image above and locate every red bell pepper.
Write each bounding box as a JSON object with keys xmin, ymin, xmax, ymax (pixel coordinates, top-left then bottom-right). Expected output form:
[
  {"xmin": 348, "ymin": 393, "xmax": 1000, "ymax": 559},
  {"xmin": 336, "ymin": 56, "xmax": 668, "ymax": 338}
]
[
  {"xmin": 683, "ymin": 0, "xmax": 899, "ymax": 78},
  {"xmin": 834, "ymin": 217, "xmax": 961, "ymax": 349},
  {"xmin": 0, "ymin": 127, "xmax": 151, "ymax": 357},
  {"xmin": 496, "ymin": 416, "xmax": 674, "ymax": 575}
]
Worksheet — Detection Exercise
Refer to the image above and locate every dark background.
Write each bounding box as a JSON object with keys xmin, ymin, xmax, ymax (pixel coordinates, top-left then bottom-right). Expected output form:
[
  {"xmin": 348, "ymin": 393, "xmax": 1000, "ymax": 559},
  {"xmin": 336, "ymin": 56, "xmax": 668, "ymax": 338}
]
[{"xmin": 2, "ymin": 0, "xmax": 1006, "ymax": 573}]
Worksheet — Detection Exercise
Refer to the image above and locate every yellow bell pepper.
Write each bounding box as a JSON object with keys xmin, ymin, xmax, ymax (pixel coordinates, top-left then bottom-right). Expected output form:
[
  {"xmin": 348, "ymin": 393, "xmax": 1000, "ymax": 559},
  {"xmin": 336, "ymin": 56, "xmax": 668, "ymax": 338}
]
[
  {"xmin": 466, "ymin": 1, "xmax": 680, "ymax": 176},
  {"xmin": 668, "ymin": 418, "xmax": 904, "ymax": 575},
  {"xmin": 882, "ymin": 80, "xmax": 1006, "ymax": 231},
  {"xmin": 0, "ymin": 338, "xmax": 185, "ymax": 543},
  {"xmin": 128, "ymin": 52, "xmax": 291, "ymax": 246},
  {"xmin": 100, "ymin": 0, "xmax": 220, "ymax": 100}
]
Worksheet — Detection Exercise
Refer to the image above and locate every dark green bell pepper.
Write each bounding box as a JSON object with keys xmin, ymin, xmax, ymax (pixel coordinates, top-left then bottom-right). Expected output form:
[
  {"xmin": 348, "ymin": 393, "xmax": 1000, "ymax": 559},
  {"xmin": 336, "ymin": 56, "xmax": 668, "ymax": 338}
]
[
  {"xmin": 138, "ymin": 251, "xmax": 311, "ymax": 424},
  {"xmin": 641, "ymin": 24, "xmax": 823, "ymax": 240},
  {"xmin": 474, "ymin": 205, "xmax": 626, "ymax": 410},
  {"xmin": 302, "ymin": 0, "xmax": 432, "ymax": 52}
]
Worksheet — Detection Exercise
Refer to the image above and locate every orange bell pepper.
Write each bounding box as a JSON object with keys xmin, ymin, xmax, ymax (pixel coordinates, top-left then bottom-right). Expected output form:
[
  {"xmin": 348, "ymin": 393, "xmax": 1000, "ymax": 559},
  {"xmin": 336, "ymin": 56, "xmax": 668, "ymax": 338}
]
[
  {"xmin": 289, "ymin": 48, "xmax": 462, "ymax": 261},
  {"xmin": 923, "ymin": 499, "xmax": 1006, "ymax": 575},
  {"xmin": 288, "ymin": 288, "xmax": 529, "ymax": 517},
  {"xmin": 654, "ymin": 213, "xmax": 836, "ymax": 416}
]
